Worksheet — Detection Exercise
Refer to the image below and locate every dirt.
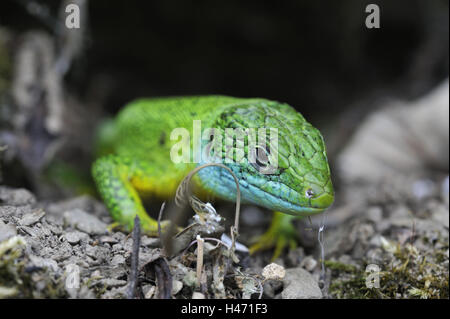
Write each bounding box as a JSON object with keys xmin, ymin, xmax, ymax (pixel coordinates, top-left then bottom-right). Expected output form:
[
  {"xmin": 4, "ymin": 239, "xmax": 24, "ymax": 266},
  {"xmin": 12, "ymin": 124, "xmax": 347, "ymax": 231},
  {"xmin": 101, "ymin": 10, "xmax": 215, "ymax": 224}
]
[{"xmin": 0, "ymin": 169, "xmax": 448, "ymax": 298}]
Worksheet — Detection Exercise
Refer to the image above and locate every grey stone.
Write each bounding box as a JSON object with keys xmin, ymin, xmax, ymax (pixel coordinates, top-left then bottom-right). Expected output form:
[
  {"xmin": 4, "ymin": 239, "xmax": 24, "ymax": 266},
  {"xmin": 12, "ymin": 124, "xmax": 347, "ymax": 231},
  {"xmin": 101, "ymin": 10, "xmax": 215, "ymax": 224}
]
[
  {"xmin": 0, "ymin": 205, "xmax": 33, "ymax": 221},
  {"xmin": 172, "ymin": 280, "xmax": 183, "ymax": 295},
  {"xmin": 46, "ymin": 195, "xmax": 108, "ymax": 218},
  {"xmin": 369, "ymin": 234, "xmax": 384, "ymax": 247},
  {"xmin": 19, "ymin": 209, "xmax": 45, "ymax": 226},
  {"xmin": 29, "ymin": 255, "xmax": 59, "ymax": 272},
  {"xmin": 262, "ymin": 280, "xmax": 283, "ymax": 298},
  {"xmin": 84, "ymin": 244, "xmax": 110, "ymax": 263},
  {"xmin": 366, "ymin": 206, "xmax": 383, "ymax": 223},
  {"xmin": 112, "ymin": 243, "xmax": 123, "ymax": 252},
  {"xmin": 46, "ymin": 223, "xmax": 63, "ymax": 235},
  {"xmin": 192, "ymin": 292, "xmax": 205, "ymax": 299},
  {"xmin": 62, "ymin": 256, "xmax": 90, "ymax": 268},
  {"xmin": 142, "ymin": 285, "xmax": 156, "ymax": 299},
  {"xmin": 19, "ymin": 225, "xmax": 40, "ymax": 237},
  {"xmin": 49, "ymin": 242, "xmax": 73, "ymax": 261},
  {"xmin": 281, "ymin": 268, "xmax": 322, "ymax": 299},
  {"xmin": 85, "ymin": 244, "xmax": 99, "ymax": 258},
  {"xmin": 100, "ymin": 235, "xmax": 118, "ymax": 244},
  {"xmin": 0, "ymin": 187, "xmax": 36, "ymax": 206},
  {"xmin": 140, "ymin": 236, "xmax": 160, "ymax": 247},
  {"xmin": 300, "ymin": 256, "xmax": 318, "ymax": 272},
  {"xmin": 65, "ymin": 231, "xmax": 89, "ymax": 244},
  {"xmin": 0, "ymin": 220, "xmax": 16, "ymax": 242},
  {"xmin": 111, "ymin": 254, "xmax": 125, "ymax": 266},
  {"xmin": 39, "ymin": 222, "xmax": 52, "ymax": 237},
  {"xmin": 63, "ymin": 209, "xmax": 107, "ymax": 235}
]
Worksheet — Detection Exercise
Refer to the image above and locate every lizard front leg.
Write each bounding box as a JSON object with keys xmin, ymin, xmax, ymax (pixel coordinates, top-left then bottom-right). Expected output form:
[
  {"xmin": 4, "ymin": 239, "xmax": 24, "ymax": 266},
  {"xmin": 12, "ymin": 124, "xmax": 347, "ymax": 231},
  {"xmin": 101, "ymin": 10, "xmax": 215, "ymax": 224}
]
[
  {"xmin": 249, "ymin": 212, "xmax": 298, "ymax": 261},
  {"xmin": 92, "ymin": 154, "xmax": 165, "ymax": 235}
]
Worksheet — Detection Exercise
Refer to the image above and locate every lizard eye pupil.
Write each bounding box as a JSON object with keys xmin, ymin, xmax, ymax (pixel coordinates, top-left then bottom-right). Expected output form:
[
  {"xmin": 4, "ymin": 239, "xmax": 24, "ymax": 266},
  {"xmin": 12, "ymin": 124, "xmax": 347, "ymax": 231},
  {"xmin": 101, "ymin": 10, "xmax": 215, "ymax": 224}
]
[
  {"xmin": 256, "ymin": 147, "xmax": 269, "ymax": 165},
  {"xmin": 250, "ymin": 146, "xmax": 270, "ymax": 171},
  {"xmin": 305, "ymin": 188, "xmax": 314, "ymax": 198}
]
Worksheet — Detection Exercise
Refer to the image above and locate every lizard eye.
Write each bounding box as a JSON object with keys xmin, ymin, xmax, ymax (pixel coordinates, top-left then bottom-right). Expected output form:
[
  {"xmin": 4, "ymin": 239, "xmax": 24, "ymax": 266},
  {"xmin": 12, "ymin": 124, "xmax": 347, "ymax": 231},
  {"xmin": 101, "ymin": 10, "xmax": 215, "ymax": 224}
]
[{"xmin": 305, "ymin": 188, "xmax": 315, "ymax": 198}]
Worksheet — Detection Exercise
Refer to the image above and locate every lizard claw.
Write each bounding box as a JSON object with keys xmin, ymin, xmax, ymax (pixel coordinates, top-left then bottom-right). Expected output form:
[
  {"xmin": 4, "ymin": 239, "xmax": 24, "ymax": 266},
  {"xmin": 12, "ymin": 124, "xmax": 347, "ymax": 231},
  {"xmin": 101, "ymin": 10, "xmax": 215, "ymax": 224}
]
[
  {"xmin": 107, "ymin": 221, "xmax": 121, "ymax": 233},
  {"xmin": 249, "ymin": 213, "xmax": 297, "ymax": 261},
  {"xmin": 141, "ymin": 219, "xmax": 180, "ymax": 237}
]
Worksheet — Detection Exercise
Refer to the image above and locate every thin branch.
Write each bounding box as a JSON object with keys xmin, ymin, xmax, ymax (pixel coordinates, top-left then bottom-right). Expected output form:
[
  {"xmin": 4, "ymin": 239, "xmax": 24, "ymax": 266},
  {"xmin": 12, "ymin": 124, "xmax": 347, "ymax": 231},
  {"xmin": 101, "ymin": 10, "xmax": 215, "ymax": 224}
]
[
  {"xmin": 196, "ymin": 235, "xmax": 204, "ymax": 288},
  {"xmin": 175, "ymin": 163, "xmax": 242, "ymax": 264},
  {"xmin": 126, "ymin": 215, "xmax": 141, "ymax": 299}
]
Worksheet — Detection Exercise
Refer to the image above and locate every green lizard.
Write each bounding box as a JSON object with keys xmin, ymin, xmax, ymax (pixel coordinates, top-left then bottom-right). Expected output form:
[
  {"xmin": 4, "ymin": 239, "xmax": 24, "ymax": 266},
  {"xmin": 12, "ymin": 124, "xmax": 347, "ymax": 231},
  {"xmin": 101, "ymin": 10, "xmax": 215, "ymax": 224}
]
[{"xmin": 92, "ymin": 96, "xmax": 334, "ymax": 259}]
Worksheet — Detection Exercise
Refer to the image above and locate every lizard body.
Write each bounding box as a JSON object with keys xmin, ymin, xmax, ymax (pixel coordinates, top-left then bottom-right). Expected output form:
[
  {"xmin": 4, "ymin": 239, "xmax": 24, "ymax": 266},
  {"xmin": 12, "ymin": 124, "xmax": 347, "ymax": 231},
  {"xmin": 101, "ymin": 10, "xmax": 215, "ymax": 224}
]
[{"xmin": 92, "ymin": 95, "xmax": 334, "ymax": 257}]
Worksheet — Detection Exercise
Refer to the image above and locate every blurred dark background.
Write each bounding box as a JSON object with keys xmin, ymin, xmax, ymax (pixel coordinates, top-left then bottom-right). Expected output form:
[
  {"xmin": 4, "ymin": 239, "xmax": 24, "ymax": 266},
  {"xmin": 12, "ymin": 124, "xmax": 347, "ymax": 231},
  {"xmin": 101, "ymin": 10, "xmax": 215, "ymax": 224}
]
[
  {"xmin": 1, "ymin": 0, "xmax": 448, "ymax": 122},
  {"xmin": 0, "ymin": 0, "xmax": 448, "ymax": 195}
]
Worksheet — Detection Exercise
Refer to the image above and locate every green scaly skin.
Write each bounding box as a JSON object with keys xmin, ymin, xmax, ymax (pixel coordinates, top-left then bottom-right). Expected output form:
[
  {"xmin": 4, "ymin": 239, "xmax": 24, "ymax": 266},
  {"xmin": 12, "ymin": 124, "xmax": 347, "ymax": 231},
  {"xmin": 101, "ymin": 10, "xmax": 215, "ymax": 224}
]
[{"xmin": 92, "ymin": 96, "xmax": 334, "ymax": 259}]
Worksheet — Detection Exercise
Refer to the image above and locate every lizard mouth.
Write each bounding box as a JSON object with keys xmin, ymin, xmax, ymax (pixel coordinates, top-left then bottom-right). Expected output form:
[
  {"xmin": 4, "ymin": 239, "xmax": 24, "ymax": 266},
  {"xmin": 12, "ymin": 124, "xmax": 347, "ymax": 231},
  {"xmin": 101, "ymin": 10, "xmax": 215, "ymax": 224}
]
[
  {"xmin": 244, "ymin": 182, "xmax": 333, "ymax": 216},
  {"xmin": 282, "ymin": 189, "xmax": 334, "ymax": 215},
  {"xmin": 308, "ymin": 192, "xmax": 334, "ymax": 210},
  {"xmin": 195, "ymin": 163, "xmax": 334, "ymax": 215},
  {"xmin": 268, "ymin": 192, "xmax": 331, "ymax": 216}
]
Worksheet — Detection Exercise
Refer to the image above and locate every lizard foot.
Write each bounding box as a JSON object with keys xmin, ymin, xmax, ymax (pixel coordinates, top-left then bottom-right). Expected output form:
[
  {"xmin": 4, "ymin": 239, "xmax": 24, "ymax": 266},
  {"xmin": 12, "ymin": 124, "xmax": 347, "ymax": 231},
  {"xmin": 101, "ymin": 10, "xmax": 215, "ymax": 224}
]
[
  {"xmin": 249, "ymin": 212, "xmax": 297, "ymax": 261},
  {"xmin": 141, "ymin": 219, "xmax": 181, "ymax": 237}
]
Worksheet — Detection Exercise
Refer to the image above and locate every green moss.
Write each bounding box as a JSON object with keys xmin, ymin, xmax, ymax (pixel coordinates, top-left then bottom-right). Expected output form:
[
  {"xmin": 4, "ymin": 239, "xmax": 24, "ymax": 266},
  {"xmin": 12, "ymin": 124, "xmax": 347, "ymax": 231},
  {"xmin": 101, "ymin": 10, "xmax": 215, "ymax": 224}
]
[
  {"xmin": 324, "ymin": 260, "xmax": 358, "ymax": 273},
  {"xmin": 327, "ymin": 242, "xmax": 449, "ymax": 299},
  {"xmin": 0, "ymin": 237, "xmax": 67, "ymax": 298}
]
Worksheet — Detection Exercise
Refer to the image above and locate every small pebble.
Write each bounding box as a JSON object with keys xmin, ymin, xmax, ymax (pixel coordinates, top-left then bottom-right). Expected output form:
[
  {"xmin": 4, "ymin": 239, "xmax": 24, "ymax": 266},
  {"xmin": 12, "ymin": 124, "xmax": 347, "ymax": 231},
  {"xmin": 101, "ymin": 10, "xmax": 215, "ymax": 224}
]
[
  {"xmin": 192, "ymin": 292, "xmax": 205, "ymax": 299},
  {"xmin": 19, "ymin": 209, "xmax": 45, "ymax": 226},
  {"xmin": 262, "ymin": 263, "xmax": 286, "ymax": 280},
  {"xmin": 366, "ymin": 206, "xmax": 383, "ymax": 223},
  {"xmin": 143, "ymin": 285, "xmax": 156, "ymax": 299},
  {"xmin": 65, "ymin": 231, "xmax": 89, "ymax": 244},
  {"xmin": 111, "ymin": 254, "xmax": 125, "ymax": 266},
  {"xmin": 0, "ymin": 220, "xmax": 17, "ymax": 242},
  {"xmin": 100, "ymin": 236, "xmax": 118, "ymax": 244},
  {"xmin": 85, "ymin": 245, "xmax": 99, "ymax": 258},
  {"xmin": 140, "ymin": 236, "xmax": 160, "ymax": 247},
  {"xmin": 111, "ymin": 245, "xmax": 123, "ymax": 254},
  {"xmin": 0, "ymin": 187, "xmax": 36, "ymax": 206},
  {"xmin": 63, "ymin": 209, "xmax": 107, "ymax": 235},
  {"xmin": 281, "ymin": 268, "xmax": 322, "ymax": 299},
  {"xmin": 172, "ymin": 280, "xmax": 183, "ymax": 295},
  {"xmin": 300, "ymin": 256, "xmax": 318, "ymax": 272}
]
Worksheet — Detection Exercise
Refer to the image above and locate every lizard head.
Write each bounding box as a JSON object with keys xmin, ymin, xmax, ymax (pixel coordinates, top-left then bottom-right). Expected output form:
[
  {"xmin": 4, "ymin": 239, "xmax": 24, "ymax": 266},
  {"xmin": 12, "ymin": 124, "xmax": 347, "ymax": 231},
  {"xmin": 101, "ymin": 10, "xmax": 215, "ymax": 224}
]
[{"xmin": 197, "ymin": 99, "xmax": 334, "ymax": 216}]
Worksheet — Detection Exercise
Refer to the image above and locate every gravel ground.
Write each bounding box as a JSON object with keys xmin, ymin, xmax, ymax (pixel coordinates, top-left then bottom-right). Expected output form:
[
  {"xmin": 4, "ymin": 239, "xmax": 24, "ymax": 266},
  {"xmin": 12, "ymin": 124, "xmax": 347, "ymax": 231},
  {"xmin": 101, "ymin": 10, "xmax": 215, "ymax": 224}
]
[
  {"xmin": 0, "ymin": 171, "xmax": 448, "ymax": 299},
  {"xmin": 0, "ymin": 185, "xmax": 324, "ymax": 299},
  {"xmin": 1, "ymin": 83, "xmax": 448, "ymax": 299},
  {"xmin": 322, "ymin": 174, "xmax": 449, "ymax": 298}
]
